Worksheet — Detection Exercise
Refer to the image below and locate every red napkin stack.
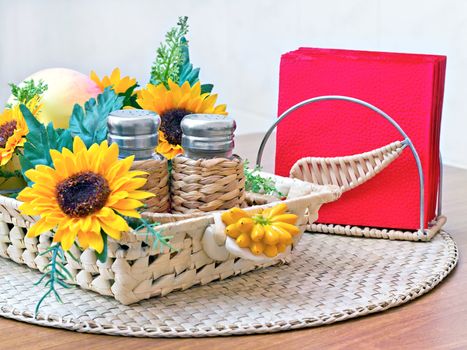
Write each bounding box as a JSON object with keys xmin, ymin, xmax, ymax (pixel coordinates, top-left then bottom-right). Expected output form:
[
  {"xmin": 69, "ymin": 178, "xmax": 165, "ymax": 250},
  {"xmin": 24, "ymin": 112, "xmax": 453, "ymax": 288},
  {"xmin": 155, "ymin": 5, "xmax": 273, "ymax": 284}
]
[{"xmin": 276, "ymin": 48, "xmax": 446, "ymax": 230}]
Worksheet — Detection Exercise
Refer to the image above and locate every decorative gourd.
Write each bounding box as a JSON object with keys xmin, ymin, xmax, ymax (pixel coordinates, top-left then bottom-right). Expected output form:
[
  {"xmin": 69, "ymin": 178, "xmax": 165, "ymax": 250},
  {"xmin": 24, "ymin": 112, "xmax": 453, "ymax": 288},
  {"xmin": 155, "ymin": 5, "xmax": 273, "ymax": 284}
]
[{"xmin": 8, "ymin": 68, "xmax": 101, "ymax": 129}]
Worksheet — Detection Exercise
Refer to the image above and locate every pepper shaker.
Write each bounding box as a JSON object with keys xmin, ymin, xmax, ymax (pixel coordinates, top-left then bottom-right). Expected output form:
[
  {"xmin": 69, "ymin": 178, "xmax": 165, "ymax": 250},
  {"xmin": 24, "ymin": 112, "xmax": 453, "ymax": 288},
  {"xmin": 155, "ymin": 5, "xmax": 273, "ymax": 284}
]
[
  {"xmin": 107, "ymin": 109, "xmax": 170, "ymax": 213},
  {"xmin": 171, "ymin": 114, "xmax": 245, "ymax": 213}
]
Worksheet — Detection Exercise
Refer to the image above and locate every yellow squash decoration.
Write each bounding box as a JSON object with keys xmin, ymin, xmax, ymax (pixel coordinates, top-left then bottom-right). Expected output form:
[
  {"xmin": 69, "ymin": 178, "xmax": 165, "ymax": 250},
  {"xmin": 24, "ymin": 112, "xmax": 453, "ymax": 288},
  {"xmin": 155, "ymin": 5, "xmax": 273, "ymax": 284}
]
[{"xmin": 221, "ymin": 203, "xmax": 299, "ymax": 258}]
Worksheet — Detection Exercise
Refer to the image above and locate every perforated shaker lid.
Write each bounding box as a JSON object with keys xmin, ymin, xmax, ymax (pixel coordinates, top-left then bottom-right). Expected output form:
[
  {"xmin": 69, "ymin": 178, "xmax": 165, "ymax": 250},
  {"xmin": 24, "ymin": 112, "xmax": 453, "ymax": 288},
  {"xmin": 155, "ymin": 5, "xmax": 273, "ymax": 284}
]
[
  {"xmin": 107, "ymin": 109, "xmax": 161, "ymax": 159},
  {"xmin": 181, "ymin": 114, "xmax": 235, "ymax": 155}
]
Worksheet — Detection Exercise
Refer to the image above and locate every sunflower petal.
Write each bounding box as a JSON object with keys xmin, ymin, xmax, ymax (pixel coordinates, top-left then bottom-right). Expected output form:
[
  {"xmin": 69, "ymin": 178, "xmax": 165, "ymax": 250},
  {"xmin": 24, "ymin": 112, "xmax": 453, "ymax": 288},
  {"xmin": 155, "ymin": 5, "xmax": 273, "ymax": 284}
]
[
  {"xmin": 53, "ymin": 227, "xmax": 77, "ymax": 251},
  {"xmin": 112, "ymin": 198, "xmax": 144, "ymax": 210},
  {"xmin": 128, "ymin": 190, "xmax": 155, "ymax": 200},
  {"xmin": 73, "ymin": 136, "xmax": 87, "ymax": 154},
  {"xmin": 99, "ymin": 220, "xmax": 122, "ymax": 241},
  {"xmin": 114, "ymin": 208, "xmax": 141, "ymax": 218},
  {"xmin": 26, "ymin": 217, "xmax": 56, "ymax": 237},
  {"xmin": 24, "ymin": 167, "xmax": 55, "ymax": 185},
  {"xmin": 106, "ymin": 190, "xmax": 129, "ymax": 206},
  {"xmin": 103, "ymin": 211, "xmax": 129, "ymax": 232},
  {"xmin": 126, "ymin": 170, "xmax": 149, "ymax": 178},
  {"xmin": 78, "ymin": 231, "xmax": 104, "ymax": 253}
]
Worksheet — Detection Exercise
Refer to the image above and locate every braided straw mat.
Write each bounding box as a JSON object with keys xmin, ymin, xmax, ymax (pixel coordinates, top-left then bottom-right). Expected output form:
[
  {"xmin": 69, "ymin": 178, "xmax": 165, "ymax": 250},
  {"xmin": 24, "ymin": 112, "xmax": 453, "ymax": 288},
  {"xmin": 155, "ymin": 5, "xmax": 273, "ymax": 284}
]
[{"xmin": 0, "ymin": 231, "xmax": 458, "ymax": 337}]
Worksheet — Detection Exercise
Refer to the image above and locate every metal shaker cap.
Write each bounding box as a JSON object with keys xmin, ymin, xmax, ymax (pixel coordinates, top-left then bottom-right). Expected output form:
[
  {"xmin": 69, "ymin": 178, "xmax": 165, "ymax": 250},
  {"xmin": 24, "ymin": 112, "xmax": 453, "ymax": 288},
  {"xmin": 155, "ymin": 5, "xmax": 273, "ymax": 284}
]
[
  {"xmin": 181, "ymin": 114, "xmax": 235, "ymax": 158},
  {"xmin": 107, "ymin": 109, "xmax": 161, "ymax": 160}
]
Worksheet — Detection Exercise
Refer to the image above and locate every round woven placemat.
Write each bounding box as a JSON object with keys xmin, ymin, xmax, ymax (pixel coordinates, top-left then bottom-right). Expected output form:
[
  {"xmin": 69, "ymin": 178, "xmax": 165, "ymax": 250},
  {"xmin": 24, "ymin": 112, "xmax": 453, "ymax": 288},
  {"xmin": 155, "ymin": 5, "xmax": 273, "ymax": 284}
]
[{"xmin": 0, "ymin": 231, "xmax": 458, "ymax": 337}]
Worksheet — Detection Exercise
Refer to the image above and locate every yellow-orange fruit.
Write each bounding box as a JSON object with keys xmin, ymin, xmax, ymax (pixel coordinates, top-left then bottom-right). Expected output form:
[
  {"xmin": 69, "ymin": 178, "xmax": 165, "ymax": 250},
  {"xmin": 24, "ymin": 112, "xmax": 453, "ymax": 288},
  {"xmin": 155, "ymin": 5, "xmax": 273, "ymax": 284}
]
[
  {"xmin": 221, "ymin": 211, "xmax": 236, "ymax": 226},
  {"xmin": 236, "ymin": 233, "xmax": 251, "ymax": 248},
  {"xmin": 230, "ymin": 208, "xmax": 249, "ymax": 223},
  {"xmin": 249, "ymin": 241, "xmax": 264, "ymax": 255},
  {"xmin": 273, "ymin": 222, "xmax": 300, "ymax": 236},
  {"xmin": 237, "ymin": 217, "xmax": 254, "ymax": 233},
  {"xmin": 276, "ymin": 243, "xmax": 287, "ymax": 253},
  {"xmin": 263, "ymin": 226, "xmax": 279, "ymax": 245},
  {"xmin": 266, "ymin": 203, "xmax": 288, "ymax": 218},
  {"xmin": 250, "ymin": 224, "xmax": 265, "ymax": 242},
  {"xmin": 264, "ymin": 245, "xmax": 278, "ymax": 257},
  {"xmin": 271, "ymin": 226, "xmax": 293, "ymax": 245},
  {"xmin": 261, "ymin": 207, "xmax": 271, "ymax": 218},
  {"xmin": 225, "ymin": 223, "xmax": 242, "ymax": 239},
  {"xmin": 270, "ymin": 214, "xmax": 298, "ymax": 225}
]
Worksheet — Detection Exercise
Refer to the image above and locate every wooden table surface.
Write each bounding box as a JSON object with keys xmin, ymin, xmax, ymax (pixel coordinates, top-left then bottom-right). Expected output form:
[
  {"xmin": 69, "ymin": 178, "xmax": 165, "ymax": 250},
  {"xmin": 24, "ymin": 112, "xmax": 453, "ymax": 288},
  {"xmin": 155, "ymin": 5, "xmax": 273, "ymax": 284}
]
[{"xmin": 0, "ymin": 166, "xmax": 465, "ymax": 350}]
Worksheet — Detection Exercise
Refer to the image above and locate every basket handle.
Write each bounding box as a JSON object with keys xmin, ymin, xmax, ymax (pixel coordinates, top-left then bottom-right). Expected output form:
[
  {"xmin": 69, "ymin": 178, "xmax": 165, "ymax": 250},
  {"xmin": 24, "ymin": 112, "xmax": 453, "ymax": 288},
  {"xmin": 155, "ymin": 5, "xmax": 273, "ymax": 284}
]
[{"xmin": 256, "ymin": 95, "xmax": 442, "ymax": 236}]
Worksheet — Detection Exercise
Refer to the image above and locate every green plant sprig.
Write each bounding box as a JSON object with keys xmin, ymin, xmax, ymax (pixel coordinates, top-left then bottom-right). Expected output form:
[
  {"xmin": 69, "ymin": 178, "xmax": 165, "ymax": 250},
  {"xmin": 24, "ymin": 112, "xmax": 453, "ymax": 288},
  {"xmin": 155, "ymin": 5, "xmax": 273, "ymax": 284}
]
[
  {"xmin": 34, "ymin": 243, "xmax": 74, "ymax": 316},
  {"xmin": 150, "ymin": 16, "xmax": 189, "ymax": 87},
  {"xmin": 6, "ymin": 79, "xmax": 48, "ymax": 108},
  {"xmin": 132, "ymin": 217, "xmax": 175, "ymax": 253},
  {"xmin": 149, "ymin": 16, "xmax": 215, "ymax": 93},
  {"xmin": 244, "ymin": 160, "xmax": 284, "ymax": 197}
]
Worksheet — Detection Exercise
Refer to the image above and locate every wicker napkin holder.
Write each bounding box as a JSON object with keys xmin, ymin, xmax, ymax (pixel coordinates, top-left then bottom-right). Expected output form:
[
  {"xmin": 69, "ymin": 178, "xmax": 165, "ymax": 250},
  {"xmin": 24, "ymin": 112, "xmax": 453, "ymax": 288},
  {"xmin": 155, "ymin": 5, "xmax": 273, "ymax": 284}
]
[{"xmin": 257, "ymin": 95, "xmax": 446, "ymax": 241}]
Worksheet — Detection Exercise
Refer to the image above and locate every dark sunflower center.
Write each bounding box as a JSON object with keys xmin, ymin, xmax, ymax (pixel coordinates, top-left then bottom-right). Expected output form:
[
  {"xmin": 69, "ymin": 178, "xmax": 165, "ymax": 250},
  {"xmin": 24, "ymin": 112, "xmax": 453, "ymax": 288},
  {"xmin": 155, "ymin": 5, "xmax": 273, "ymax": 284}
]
[
  {"xmin": 160, "ymin": 108, "xmax": 192, "ymax": 146},
  {"xmin": 56, "ymin": 171, "xmax": 110, "ymax": 218},
  {"xmin": 0, "ymin": 121, "xmax": 17, "ymax": 148}
]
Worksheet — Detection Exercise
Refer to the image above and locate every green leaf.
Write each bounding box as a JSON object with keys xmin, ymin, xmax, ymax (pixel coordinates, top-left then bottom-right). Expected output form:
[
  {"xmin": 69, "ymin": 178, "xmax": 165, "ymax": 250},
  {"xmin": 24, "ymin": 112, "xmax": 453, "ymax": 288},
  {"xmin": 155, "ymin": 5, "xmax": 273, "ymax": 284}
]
[
  {"xmin": 95, "ymin": 233, "xmax": 108, "ymax": 263},
  {"xmin": 177, "ymin": 37, "xmax": 197, "ymax": 85},
  {"xmin": 177, "ymin": 37, "xmax": 215, "ymax": 92},
  {"xmin": 120, "ymin": 84, "xmax": 140, "ymax": 108},
  {"xmin": 177, "ymin": 38, "xmax": 199, "ymax": 86},
  {"xmin": 68, "ymin": 88, "xmax": 124, "ymax": 148},
  {"xmin": 19, "ymin": 104, "xmax": 73, "ymax": 185},
  {"xmin": 201, "ymin": 84, "xmax": 214, "ymax": 94}
]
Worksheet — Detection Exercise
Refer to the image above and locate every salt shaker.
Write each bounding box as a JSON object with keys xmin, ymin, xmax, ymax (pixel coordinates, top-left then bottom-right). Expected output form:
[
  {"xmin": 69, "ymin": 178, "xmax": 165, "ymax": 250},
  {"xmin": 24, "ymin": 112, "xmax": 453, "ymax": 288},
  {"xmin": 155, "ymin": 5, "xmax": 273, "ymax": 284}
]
[
  {"xmin": 171, "ymin": 114, "xmax": 245, "ymax": 213},
  {"xmin": 107, "ymin": 109, "xmax": 170, "ymax": 213}
]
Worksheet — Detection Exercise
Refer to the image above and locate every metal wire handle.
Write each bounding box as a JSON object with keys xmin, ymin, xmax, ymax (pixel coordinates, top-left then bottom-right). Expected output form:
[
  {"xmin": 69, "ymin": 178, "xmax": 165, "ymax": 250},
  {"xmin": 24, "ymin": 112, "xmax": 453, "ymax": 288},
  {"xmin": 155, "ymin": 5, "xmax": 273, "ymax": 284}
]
[{"xmin": 256, "ymin": 95, "xmax": 442, "ymax": 235}]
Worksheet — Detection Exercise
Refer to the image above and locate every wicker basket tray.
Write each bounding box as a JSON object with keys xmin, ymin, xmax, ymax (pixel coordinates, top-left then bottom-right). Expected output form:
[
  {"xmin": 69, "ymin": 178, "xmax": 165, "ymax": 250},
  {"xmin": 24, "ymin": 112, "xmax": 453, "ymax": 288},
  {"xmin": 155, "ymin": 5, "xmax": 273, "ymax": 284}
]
[{"xmin": 0, "ymin": 172, "xmax": 340, "ymax": 304}]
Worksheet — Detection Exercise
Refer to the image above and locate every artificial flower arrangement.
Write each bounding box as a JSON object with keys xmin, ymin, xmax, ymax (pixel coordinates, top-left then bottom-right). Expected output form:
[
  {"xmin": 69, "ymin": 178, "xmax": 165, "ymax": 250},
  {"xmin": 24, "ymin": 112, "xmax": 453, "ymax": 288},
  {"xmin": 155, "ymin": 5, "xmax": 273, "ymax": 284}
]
[{"xmin": 0, "ymin": 16, "xmax": 311, "ymax": 311}]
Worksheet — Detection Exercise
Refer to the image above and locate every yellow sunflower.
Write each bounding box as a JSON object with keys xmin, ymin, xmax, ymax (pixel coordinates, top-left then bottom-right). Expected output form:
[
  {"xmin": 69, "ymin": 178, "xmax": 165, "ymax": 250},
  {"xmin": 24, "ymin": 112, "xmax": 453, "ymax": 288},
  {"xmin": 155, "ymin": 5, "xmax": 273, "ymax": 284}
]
[
  {"xmin": 136, "ymin": 79, "xmax": 227, "ymax": 159},
  {"xmin": 0, "ymin": 96, "xmax": 41, "ymax": 166},
  {"xmin": 90, "ymin": 68, "xmax": 137, "ymax": 94},
  {"xmin": 17, "ymin": 137, "xmax": 154, "ymax": 253}
]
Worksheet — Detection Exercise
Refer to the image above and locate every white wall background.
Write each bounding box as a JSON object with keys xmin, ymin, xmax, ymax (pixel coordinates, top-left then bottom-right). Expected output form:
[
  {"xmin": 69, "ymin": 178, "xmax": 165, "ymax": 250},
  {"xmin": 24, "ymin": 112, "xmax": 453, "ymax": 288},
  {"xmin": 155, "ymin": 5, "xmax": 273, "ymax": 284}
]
[{"xmin": 0, "ymin": 0, "xmax": 466, "ymax": 168}]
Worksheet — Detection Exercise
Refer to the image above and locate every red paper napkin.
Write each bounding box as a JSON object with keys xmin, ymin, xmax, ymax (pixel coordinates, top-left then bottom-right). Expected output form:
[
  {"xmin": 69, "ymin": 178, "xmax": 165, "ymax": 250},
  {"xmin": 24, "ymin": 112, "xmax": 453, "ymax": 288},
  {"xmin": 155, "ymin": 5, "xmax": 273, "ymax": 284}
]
[{"xmin": 276, "ymin": 48, "xmax": 446, "ymax": 230}]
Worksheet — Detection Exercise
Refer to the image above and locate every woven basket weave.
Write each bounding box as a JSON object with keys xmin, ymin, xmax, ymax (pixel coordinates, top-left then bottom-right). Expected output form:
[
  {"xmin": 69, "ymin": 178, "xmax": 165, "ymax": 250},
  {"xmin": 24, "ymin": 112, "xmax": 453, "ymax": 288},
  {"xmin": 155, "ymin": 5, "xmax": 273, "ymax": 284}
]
[
  {"xmin": 131, "ymin": 158, "xmax": 170, "ymax": 213},
  {"xmin": 171, "ymin": 156, "xmax": 245, "ymax": 214},
  {"xmin": 0, "ymin": 231, "xmax": 457, "ymax": 337},
  {"xmin": 0, "ymin": 172, "xmax": 340, "ymax": 305},
  {"xmin": 290, "ymin": 141, "xmax": 446, "ymax": 240}
]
